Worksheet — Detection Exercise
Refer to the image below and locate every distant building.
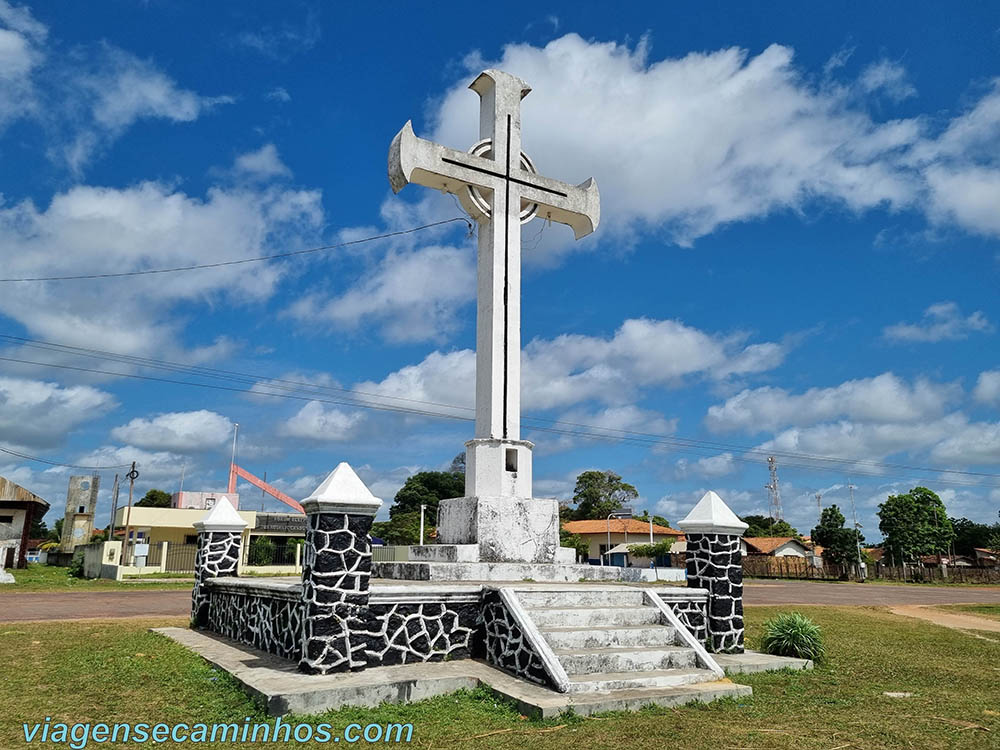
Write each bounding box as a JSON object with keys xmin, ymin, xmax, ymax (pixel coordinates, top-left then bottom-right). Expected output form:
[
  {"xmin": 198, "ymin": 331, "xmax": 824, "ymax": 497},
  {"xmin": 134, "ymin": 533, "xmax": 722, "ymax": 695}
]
[
  {"xmin": 562, "ymin": 518, "xmax": 684, "ymax": 566},
  {"xmin": 0, "ymin": 475, "xmax": 49, "ymax": 569},
  {"xmin": 172, "ymin": 491, "xmax": 240, "ymax": 510},
  {"xmin": 973, "ymin": 547, "xmax": 999, "ymax": 567},
  {"xmin": 60, "ymin": 475, "xmax": 99, "ymax": 553},
  {"xmin": 741, "ymin": 537, "xmax": 809, "ymax": 557}
]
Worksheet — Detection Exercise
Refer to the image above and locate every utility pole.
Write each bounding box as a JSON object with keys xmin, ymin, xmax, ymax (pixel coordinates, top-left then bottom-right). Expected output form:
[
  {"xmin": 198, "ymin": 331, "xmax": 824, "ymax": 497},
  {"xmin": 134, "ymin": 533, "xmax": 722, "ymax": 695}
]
[
  {"xmin": 108, "ymin": 473, "xmax": 120, "ymax": 541},
  {"xmin": 815, "ymin": 492, "xmax": 822, "ymax": 513},
  {"xmin": 419, "ymin": 504, "xmax": 426, "ymax": 546},
  {"xmin": 121, "ymin": 462, "xmax": 139, "ymax": 565},
  {"xmin": 231, "ymin": 423, "xmax": 240, "ymax": 469},
  {"xmin": 179, "ymin": 464, "xmax": 186, "ymax": 493},
  {"xmin": 765, "ymin": 456, "xmax": 784, "ymax": 522},
  {"xmin": 848, "ymin": 481, "xmax": 864, "ymax": 579}
]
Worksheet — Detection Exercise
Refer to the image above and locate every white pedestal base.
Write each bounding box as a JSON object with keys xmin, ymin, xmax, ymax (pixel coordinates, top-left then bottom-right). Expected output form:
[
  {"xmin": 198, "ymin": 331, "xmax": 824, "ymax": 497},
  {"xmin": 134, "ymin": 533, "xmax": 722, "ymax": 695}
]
[{"xmin": 436, "ymin": 495, "xmax": 560, "ymax": 563}]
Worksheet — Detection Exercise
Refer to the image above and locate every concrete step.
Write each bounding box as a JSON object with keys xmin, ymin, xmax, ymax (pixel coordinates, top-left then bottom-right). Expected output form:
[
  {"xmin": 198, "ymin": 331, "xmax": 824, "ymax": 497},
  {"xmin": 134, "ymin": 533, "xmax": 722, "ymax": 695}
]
[
  {"xmin": 555, "ymin": 646, "xmax": 697, "ymax": 675},
  {"xmin": 567, "ymin": 668, "xmax": 716, "ymax": 694},
  {"xmin": 559, "ymin": 681, "xmax": 752, "ymax": 717},
  {"xmin": 540, "ymin": 624, "xmax": 677, "ymax": 650},
  {"xmin": 528, "ymin": 606, "xmax": 662, "ymax": 629},
  {"xmin": 517, "ymin": 588, "xmax": 646, "ymax": 609}
]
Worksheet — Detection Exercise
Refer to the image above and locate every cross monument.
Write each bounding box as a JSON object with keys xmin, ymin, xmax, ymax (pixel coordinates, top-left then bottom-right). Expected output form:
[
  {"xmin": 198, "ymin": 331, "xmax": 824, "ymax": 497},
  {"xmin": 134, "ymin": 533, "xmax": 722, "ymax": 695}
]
[{"xmin": 388, "ymin": 69, "xmax": 599, "ymax": 563}]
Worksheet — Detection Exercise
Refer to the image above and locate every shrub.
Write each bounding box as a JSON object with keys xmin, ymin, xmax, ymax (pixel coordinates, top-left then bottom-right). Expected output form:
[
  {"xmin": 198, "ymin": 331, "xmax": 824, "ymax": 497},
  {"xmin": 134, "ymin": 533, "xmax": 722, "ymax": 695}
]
[
  {"xmin": 67, "ymin": 549, "xmax": 85, "ymax": 578},
  {"xmin": 760, "ymin": 612, "xmax": 824, "ymax": 661}
]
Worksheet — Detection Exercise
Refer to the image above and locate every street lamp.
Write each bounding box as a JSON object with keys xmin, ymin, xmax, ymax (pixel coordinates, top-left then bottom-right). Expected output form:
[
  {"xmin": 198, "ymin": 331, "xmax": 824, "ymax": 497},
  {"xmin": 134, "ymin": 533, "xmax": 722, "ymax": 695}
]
[{"xmin": 605, "ymin": 508, "xmax": 633, "ymax": 567}]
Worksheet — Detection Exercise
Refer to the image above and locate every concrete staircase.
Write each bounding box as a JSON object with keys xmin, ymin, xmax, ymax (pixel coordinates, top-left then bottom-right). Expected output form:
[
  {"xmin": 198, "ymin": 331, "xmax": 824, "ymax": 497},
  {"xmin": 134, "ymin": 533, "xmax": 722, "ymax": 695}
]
[{"xmin": 516, "ymin": 588, "xmax": 734, "ymax": 701}]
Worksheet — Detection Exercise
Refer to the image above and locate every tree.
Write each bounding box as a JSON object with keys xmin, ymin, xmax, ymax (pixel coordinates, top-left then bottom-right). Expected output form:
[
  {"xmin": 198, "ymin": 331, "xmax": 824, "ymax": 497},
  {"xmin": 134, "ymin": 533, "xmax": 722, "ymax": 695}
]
[
  {"xmin": 29, "ymin": 513, "xmax": 49, "ymax": 539},
  {"xmin": 741, "ymin": 515, "xmax": 800, "ymax": 539},
  {"xmin": 627, "ymin": 539, "xmax": 675, "ymax": 562},
  {"xmin": 950, "ymin": 517, "xmax": 995, "ymax": 556},
  {"xmin": 559, "ymin": 529, "xmax": 590, "ymax": 563},
  {"xmin": 878, "ymin": 487, "xmax": 954, "ymax": 563},
  {"xmin": 636, "ymin": 510, "xmax": 673, "ymax": 529},
  {"xmin": 136, "ymin": 489, "xmax": 172, "ymax": 508},
  {"xmin": 448, "ymin": 452, "xmax": 466, "ymax": 474},
  {"xmin": 248, "ymin": 536, "xmax": 275, "ymax": 565},
  {"xmin": 371, "ymin": 469, "xmax": 464, "ymax": 545},
  {"xmin": 47, "ymin": 518, "xmax": 64, "ymax": 542},
  {"xmin": 569, "ymin": 470, "xmax": 638, "ymax": 520},
  {"xmin": 811, "ymin": 505, "xmax": 864, "ymax": 568},
  {"xmin": 390, "ymin": 471, "xmax": 464, "ymax": 518}
]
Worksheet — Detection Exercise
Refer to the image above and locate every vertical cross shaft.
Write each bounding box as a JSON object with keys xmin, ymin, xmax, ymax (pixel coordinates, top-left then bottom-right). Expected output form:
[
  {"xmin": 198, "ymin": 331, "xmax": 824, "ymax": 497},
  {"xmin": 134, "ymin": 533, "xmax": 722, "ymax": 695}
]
[{"xmin": 470, "ymin": 71, "xmax": 528, "ymax": 442}]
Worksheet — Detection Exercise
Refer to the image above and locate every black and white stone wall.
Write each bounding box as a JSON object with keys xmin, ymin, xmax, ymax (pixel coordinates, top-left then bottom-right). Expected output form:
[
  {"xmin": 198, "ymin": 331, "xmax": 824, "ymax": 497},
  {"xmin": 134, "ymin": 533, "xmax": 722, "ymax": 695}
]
[
  {"xmin": 208, "ymin": 590, "xmax": 302, "ymax": 660},
  {"xmin": 685, "ymin": 533, "xmax": 744, "ymax": 653},
  {"xmin": 479, "ymin": 590, "xmax": 553, "ymax": 688},
  {"xmin": 298, "ymin": 512, "xmax": 375, "ymax": 674},
  {"xmin": 191, "ymin": 531, "xmax": 242, "ymax": 626},
  {"xmin": 666, "ymin": 599, "xmax": 708, "ymax": 644},
  {"xmin": 364, "ymin": 601, "xmax": 478, "ymax": 665}
]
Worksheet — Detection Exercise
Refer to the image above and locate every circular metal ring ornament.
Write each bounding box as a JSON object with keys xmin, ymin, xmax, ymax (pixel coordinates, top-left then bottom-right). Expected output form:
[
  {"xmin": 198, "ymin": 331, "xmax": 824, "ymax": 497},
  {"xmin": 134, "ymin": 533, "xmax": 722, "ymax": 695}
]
[{"xmin": 466, "ymin": 139, "xmax": 539, "ymax": 223}]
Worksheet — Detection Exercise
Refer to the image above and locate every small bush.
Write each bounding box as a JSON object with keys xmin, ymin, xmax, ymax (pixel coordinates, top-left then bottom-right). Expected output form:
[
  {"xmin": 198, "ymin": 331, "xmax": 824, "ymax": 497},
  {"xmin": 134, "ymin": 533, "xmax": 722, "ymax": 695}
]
[{"xmin": 760, "ymin": 611, "xmax": 824, "ymax": 661}]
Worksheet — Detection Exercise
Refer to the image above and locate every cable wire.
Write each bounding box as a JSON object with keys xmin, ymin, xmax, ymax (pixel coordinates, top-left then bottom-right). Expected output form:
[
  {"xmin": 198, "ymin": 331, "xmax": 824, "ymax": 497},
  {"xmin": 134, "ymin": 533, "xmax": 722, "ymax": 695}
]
[
  {"xmin": 0, "ymin": 218, "xmax": 471, "ymax": 282},
  {"xmin": 0, "ymin": 446, "xmax": 133, "ymax": 470}
]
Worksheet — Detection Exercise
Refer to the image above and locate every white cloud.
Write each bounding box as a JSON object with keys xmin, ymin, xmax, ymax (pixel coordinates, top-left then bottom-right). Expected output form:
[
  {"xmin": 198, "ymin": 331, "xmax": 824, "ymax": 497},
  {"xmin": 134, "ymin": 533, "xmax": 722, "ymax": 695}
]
[
  {"xmin": 233, "ymin": 144, "xmax": 291, "ymax": 179},
  {"xmin": 287, "ymin": 245, "xmax": 477, "ymax": 343},
  {"xmin": 356, "ymin": 316, "xmax": 784, "ymax": 415},
  {"xmin": 111, "ymin": 410, "xmax": 234, "ymax": 453},
  {"xmin": 930, "ymin": 421, "xmax": 1000, "ymax": 466},
  {"xmin": 858, "ymin": 59, "xmax": 916, "ymax": 101},
  {"xmin": 758, "ymin": 413, "xmax": 968, "ymax": 462},
  {"xmin": 883, "ymin": 302, "xmax": 992, "ymax": 343},
  {"xmin": 675, "ymin": 452, "xmax": 736, "ymax": 479},
  {"xmin": 974, "ymin": 370, "xmax": 1000, "ymax": 407},
  {"xmin": 0, "ymin": 0, "xmax": 46, "ymax": 130},
  {"xmin": 0, "ymin": 376, "xmax": 116, "ymax": 448},
  {"xmin": 0, "ymin": 180, "xmax": 323, "ymax": 360},
  {"xmin": 280, "ymin": 401, "xmax": 365, "ymax": 442},
  {"xmin": 417, "ymin": 35, "xmax": 1000, "ymax": 258},
  {"xmin": 706, "ymin": 372, "xmax": 958, "ymax": 433},
  {"xmin": 265, "ymin": 87, "xmax": 291, "ymax": 102}
]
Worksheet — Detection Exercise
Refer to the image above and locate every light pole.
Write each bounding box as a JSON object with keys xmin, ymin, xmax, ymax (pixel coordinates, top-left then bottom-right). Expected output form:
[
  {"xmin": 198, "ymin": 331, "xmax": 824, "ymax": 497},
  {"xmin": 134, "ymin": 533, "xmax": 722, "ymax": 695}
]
[
  {"xmin": 848, "ymin": 482, "xmax": 864, "ymax": 580},
  {"xmin": 605, "ymin": 509, "xmax": 633, "ymax": 567},
  {"xmin": 420, "ymin": 504, "xmax": 426, "ymax": 546}
]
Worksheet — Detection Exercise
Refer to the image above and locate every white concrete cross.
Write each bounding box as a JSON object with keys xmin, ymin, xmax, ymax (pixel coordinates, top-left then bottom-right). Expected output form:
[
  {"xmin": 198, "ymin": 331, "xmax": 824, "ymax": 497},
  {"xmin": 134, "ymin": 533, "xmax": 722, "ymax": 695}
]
[{"xmin": 388, "ymin": 69, "xmax": 599, "ymax": 499}]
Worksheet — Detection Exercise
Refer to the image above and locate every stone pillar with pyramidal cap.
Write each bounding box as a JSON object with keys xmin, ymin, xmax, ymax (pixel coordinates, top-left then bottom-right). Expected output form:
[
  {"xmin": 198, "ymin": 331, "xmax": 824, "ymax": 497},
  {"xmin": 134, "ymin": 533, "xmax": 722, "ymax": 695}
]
[
  {"xmin": 677, "ymin": 490, "xmax": 749, "ymax": 653},
  {"xmin": 191, "ymin": 497, "xmax": 247, "ymax": 626},
  {"xmin": 298, "ymin": 462, "xmax": 383, "ymax": 674}
]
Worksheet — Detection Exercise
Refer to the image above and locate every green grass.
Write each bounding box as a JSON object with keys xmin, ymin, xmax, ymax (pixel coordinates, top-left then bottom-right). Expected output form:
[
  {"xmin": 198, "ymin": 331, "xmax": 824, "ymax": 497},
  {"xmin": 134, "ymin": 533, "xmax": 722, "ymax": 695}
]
[
  {"xmin": 2, "ymin": 564, "xmax": 192, "ymax": 592},
  {"xmin": 936, "ymin": 604, "xmax": 1000, "ymax": 622},
  {"xmin": 2, "ymin": 606, "xmax": 998, "ymax": 748}
]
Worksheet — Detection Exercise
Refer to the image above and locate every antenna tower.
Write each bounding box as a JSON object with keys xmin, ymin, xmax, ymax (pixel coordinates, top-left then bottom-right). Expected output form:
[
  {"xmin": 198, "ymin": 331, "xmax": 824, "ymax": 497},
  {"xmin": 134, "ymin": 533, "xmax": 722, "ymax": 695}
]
[{"xmin": 765, "ymin": 456, "xmax": 784, "ymax": 521}]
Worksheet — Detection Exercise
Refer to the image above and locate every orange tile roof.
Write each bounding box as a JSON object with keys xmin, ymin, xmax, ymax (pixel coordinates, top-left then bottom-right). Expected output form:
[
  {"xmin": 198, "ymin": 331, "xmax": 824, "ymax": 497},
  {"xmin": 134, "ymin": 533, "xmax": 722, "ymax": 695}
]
[
  {"xmin": 743, "ymin": 536, "xmax": 806, "ymax": 554},
  {"xmin": 562, "ymin": 519, "xmax": 684, "ymax": 536}
]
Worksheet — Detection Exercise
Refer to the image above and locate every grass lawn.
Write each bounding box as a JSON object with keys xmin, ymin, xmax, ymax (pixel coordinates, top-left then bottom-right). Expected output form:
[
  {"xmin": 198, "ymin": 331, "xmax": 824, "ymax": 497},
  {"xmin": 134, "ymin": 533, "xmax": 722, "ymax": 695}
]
[
  {"xmin": 3, "ymin": 606, "xmax": 998, "ymax": 749},
  {"xmin": 3, "ymin": 564, "xmax": 192, "ymax": 593},
  {"xmin": 937, "ymin": 603, "xmax": 1000, "ymax": 622}
]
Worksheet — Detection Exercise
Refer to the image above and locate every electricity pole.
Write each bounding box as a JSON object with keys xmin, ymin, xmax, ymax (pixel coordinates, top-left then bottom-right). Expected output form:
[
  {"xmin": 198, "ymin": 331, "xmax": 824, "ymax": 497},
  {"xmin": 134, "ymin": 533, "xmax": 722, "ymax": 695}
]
[
  {"xmin": 121, "ymin": 462, "xmax": 139, "ymax": 565},
  {"xmin": 848, "ymin": 481, "xmax": 864, "ymax": 580},
  {"xmin": 108, "ymin": 473, "xmax": 120, "ymax": 541}
]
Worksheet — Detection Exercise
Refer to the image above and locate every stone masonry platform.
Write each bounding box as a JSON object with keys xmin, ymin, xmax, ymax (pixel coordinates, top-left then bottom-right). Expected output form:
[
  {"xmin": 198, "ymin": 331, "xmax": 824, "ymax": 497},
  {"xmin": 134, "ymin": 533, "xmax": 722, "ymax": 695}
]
[{"xmin": 156, "ymin": 625, "xmax": 777, "ymax": 718}]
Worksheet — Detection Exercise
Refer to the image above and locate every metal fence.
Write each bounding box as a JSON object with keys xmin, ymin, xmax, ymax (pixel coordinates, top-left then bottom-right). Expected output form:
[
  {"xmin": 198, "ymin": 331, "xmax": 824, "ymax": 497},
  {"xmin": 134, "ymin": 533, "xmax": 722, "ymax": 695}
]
[
  {"xmin": 247, "ymin": 540, "xmax": 300, "ymax": 567},
  {"xmin": 371, "ymin": 545, "xmax": 410, "ymax": 563},
  {"xmin": 160, "ymin": 543, "xmax": 198, "ymax": 572}
]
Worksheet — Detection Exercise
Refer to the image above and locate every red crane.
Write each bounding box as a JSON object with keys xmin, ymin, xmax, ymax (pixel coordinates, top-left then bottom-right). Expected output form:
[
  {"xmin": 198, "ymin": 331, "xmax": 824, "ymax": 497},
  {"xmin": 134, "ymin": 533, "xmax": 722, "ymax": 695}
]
[{"xmin": 227, "ymin": 463, "xmax": 304, "ymax": 514}]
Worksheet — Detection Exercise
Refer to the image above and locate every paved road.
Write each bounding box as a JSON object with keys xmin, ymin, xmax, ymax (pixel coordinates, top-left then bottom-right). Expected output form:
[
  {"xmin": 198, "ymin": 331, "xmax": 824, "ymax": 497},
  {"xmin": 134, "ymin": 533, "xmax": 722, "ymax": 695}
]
[
  {"xmin": 744, "ymin": 580, "xmax": 1000, "ymax": 606},
  {"xmin": 2, "ymin": 590, "xmax": 191, "ymax": 622},
  {"xmin": 3, "ymin": 581, "xmax": 999, "ymax": 622}
]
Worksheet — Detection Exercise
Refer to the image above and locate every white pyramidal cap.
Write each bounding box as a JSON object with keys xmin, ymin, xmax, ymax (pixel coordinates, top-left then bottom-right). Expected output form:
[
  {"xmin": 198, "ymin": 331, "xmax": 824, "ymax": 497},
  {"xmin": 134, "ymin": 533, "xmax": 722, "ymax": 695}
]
[
  {"xmin": 193, "ymin": 497, "xmax": 248, "ymax": 533},
  {"xmin": 677, "ymin": 490, "xmax": 749, "ymax": 536},
  {"xmin": 301, "ymin": 462, "xmax": 382, "ymax": 516}
]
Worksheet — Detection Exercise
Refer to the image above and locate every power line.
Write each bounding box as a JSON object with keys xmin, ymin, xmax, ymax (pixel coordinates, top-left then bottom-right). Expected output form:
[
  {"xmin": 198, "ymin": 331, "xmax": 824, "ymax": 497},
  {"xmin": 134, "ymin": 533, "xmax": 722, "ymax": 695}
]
[
  {"xmin": 5, "ymin": 334, "xmax": 1000, "ymax": 482},
  {"xmin": 0, "ymin": 350, "xmax": 997, "ymax": 490},
  {"xmin": 0, "ymin": 218, "xmax": 471, "ymax": 282},
  {"xmin": 0, "ymin": 446, "xmax": 133, "ymax": 470}
]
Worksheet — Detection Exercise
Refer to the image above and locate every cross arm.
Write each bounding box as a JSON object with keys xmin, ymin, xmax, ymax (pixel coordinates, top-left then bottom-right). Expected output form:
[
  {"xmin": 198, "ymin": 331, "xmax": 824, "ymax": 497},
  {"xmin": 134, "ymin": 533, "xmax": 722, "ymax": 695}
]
[
  {"xmin": 517, "ymin": 173, "xmax": 600, "ymax": 240},
  {"xmin": 388, "ymin": 120, "xmax": 502, "ymax": 196}
]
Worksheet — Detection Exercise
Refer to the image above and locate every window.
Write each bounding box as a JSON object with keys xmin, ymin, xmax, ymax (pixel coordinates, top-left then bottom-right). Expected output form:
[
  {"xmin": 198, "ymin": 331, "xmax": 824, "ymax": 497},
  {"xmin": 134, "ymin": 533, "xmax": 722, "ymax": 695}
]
[
  {"xmin": 505, "ymin": 448, "xmax": 518, "ymax": 472},
  {"xmin": 0, "ymin": 515, "xmax": 13, "ymax": 524},
  {"xmin": 205, "ymin": 497, "xmax": 216, "ymax": 508},
  {"xmin": 184, "ymin": 535, "xmax": 198, "ymax": 545},
  {"xmin": 80, "ymin": 480, "xmax": 90, "ymax": 490},
  {"xmin": 77, "ymin": 505, "xmax": 86, "ymax": 514}
]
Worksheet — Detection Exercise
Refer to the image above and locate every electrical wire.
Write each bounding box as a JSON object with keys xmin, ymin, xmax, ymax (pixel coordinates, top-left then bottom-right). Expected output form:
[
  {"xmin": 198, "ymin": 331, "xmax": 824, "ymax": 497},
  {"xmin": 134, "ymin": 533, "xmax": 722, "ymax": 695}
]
[
  {"xmin": 0, "ymin": 345, "xmax": 998, "ymax": 489},
  {"xmin": 0, "ymin": 446, "xmax": 133, "ymax": 470},
  {"xmin": 0, "ymin": 218, "xmax": 471, "ymax": 282}
]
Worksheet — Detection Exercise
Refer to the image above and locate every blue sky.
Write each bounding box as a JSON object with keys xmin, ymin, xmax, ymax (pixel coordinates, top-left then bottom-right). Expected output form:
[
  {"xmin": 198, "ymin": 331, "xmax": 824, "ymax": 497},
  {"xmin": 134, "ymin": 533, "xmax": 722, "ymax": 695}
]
[{"xmin": 1, "ymin": 1, "xmax": 998, "ymax": 541}]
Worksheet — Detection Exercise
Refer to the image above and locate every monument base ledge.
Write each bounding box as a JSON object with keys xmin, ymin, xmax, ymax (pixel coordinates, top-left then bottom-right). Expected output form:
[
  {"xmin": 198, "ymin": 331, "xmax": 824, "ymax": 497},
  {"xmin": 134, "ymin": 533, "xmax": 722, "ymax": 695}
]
[
  {"xmin": 436, "ymin": 495, "xmax": 562, "ymax": 564},
  {"xmin": 372, "ymin": 559, "xmax": 649, "ymax": 583}
]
